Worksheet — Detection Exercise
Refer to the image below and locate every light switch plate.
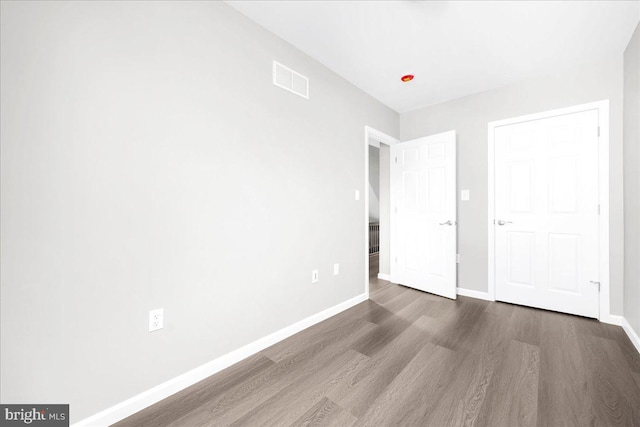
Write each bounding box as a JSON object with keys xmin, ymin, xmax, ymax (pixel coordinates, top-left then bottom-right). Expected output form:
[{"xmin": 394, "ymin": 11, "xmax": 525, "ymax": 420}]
[
  {"xmin": 461, "ymin": 190, "xmax": 470, "ymax": 201},
  {"xmin": 312, "ymin": 270, "xmax": 319, "ymax": 284}
]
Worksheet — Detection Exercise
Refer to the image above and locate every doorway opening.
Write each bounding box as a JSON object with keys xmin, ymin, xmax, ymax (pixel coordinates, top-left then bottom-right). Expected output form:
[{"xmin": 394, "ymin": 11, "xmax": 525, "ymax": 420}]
[
  {"xmin": 368, "ymin": 143, "xmax": 383, "ymax": 293},
  {"xmin": 364, "ymin": 126, "xmax": 399, "ymax": 296}
]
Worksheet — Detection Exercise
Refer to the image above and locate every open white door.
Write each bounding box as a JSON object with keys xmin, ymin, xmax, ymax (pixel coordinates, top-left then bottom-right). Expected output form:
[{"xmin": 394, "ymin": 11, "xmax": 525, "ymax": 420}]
[{"xmin": 390, "ymin": 131, "xmax": 457, "ymax": 299}]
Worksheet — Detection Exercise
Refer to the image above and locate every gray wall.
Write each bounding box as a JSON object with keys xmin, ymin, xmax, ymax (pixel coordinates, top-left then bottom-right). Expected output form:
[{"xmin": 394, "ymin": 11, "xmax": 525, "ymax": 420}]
[
  {"xmin": 624, "ymin": 22, "xmax": 640, "ymax": 334},
  {"xmin": 0, "ymin": 1, "xmax": 398, "ymax": 422},
  {"xmin": 379, "ymin": 144, "xmax": 391, "ymax": 275},
  {"xmin": 369, "ymin": 145, "xmax": 380, "ymax": 221},
  {"xmin": 400, "ymin": 58, "xmax": 625, "ymax": 315}
]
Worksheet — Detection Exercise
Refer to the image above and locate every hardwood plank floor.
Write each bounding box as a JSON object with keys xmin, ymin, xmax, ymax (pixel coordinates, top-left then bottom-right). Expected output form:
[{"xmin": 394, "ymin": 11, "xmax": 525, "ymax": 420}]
[{"xmin": 114, "ymin": 255, "xmax": 640, "ymax": 426}]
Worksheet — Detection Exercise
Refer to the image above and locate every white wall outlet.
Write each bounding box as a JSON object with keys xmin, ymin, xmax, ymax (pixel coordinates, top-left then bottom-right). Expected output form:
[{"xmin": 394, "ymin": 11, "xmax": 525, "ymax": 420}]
[
  {"xmin": 461, "ymin": 190, "xmax": 470, "ymax": 201},
  {"xmin": 149, "ymin": 308, "xmax": 163, "ymax": 332},
  {"xmin": 355, "ymin": 190, "xmax": 360, "ymax": 201},
  {"xmin": 311, "ymin": 269, "xmax": 319, "ymax": 284},
  {"xmin": 333, "ymin": 263, "xmax": 339, "ymax": 275}
]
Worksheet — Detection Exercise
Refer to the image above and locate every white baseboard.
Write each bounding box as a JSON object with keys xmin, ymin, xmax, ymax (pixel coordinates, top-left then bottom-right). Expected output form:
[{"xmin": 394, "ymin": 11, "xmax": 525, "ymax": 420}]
[
  {"xmin": 601, "ymin": 314, "xmax": 623, "ymax": 326},
  {"xmin": 622, "ymin": 317, "xmax": 640, "ymax": 355},
  {"xmin": 377, "ymin": 273, "xmax": 390, "ymax": 281},
  {"xmin": 456, "ymin": 287, "xmax": 494, "ymax": 301},
  {"xmin": 73, "ymin": 293, "xmax": 368, "ymax": 427}
]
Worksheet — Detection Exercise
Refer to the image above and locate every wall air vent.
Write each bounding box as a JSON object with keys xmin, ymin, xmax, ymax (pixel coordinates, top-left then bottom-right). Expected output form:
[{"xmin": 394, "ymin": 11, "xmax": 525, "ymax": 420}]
[{"xmin": 273, "ymin": 60, "xmax": 309, "ymax": 99}]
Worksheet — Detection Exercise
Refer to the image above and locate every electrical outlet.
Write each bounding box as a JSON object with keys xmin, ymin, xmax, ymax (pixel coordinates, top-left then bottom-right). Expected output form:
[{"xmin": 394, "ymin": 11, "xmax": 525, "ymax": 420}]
[
  {"xmin": 333, "ymin": 264, "xmax": 339, "ymax": 275},
  {"xmin": 149, "ymin": 308, "xmax": 163, "ymax": 332},
  {"xmin": 311, "ymin": 270, "xmax": 319, "ymax": 284}
]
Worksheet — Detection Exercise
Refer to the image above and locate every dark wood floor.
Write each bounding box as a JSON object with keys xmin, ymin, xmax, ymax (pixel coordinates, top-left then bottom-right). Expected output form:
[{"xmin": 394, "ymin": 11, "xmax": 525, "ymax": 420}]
[{"xmin": 115, "ymin": 255, "xmax": 640, "ymax": 426}]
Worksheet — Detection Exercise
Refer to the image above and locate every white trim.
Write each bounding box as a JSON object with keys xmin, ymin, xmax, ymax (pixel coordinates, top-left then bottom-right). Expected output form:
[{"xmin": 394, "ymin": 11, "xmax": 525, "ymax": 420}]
[
  {"xmin": 488, "ymin": 123, "xmax": 496, "ymax": 301},
  {"xmin": 487, "ymin": 100, "xmax": 610, "ymax": 321},
  {"xmin": 73, "ymin": 293, "xmax": 368, "ymax": 427},
  {"xmin": 364, "ymin": 126, "xmax": 399, "ymax": 298},
  {"xmin": 596, "ymin": 101, "xmax": 611, "ymax": 322},
  {"xmin": 602, "ymin": 314, "xmax": 623, "ymax": 326},
  {"xmin": 377, "ymin": 273, "xmax": 390, "ymax": 281},
  {"xmin": 366, "ymin": 126, "xmax": 400, "ymax": 147},
  {"xmin": 622, "ymin": 317, "xmax": 640, "ymax": 355},
  {"xmin": 456, "ymin": 287, "xmax": 493, "ymax": 301}
]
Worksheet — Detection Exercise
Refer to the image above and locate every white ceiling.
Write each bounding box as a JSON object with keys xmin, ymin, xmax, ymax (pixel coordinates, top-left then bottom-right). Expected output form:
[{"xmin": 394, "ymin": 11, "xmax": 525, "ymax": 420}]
[{"xmin": 227, "ymin": 1, "xmax": 640, "ymax": 113}]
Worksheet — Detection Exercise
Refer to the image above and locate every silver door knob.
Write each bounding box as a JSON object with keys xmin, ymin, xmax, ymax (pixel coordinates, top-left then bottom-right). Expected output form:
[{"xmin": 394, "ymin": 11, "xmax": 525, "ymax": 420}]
[
  {"xmin": 439, "ymin": 220, "xmax": 454, "ymax": 226},
  {"xmin": 497, "ymin": 220, "xmax": 513, "ymax": 226}
]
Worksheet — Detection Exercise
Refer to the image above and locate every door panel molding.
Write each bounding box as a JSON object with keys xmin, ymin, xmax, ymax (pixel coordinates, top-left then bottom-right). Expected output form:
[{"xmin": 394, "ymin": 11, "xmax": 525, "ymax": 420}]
[
  {"xmin": 488, "ymin": 100, "xmax": 611, "ymax": 322},
  {"xmin": 391, "ymin": 130, "xmax": 457, "ymax": 299}
]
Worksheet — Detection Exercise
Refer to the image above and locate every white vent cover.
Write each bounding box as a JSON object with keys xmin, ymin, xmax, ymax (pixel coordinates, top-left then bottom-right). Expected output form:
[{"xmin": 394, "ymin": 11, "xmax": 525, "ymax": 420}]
[{"xmin": 273, "ymin": 61, "xmax": 309, "ymax": 99}]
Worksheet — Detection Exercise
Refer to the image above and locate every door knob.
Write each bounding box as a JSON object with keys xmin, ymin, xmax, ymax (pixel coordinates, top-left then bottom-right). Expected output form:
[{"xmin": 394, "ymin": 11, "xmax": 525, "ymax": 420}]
[
  {"xmin": 439, "ymin": 220, "xmax": 454, "ymax": 226},
  {"xmin": 496, "ymin": 220, "xmax": 513, "ymax": 226}
]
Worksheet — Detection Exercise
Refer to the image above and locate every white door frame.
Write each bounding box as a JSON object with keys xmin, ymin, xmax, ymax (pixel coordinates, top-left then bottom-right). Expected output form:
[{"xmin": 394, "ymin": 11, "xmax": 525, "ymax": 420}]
[
  {"xmin": 364, "ymin": 126, "xmax": 399, "ymax": 297},
  {"xmin": 487, "ymin": 100, "xmax": 612, "ymax": 322}
]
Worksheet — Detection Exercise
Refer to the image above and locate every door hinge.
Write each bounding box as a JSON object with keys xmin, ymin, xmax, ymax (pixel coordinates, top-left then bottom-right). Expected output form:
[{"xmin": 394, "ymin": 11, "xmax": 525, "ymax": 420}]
[
  {"xmin": 597, "ymin": 126, "xmax": 600, "ymax": 137},
  {"xmin": 590, "ymin": 280, "xmax": 600, "ymax": 291}
]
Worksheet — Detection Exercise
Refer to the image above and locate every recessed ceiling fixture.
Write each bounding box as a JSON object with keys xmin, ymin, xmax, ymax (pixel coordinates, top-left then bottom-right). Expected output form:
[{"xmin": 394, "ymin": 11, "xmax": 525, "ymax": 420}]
[{"xmin": 401, "ymin": 74, "xmax": 414, "ymax": 82}]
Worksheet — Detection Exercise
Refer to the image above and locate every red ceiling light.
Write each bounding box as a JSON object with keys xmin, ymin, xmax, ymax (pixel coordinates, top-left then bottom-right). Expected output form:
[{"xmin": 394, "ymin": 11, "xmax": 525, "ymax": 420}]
[{"xmin": 401, "ymin": 74, "xmax": 414, "ymax": 82}]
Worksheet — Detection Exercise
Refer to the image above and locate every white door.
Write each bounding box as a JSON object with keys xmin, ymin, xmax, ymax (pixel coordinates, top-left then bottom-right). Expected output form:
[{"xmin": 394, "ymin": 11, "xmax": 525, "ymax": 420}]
[
  {"xmin": 390, "ymin": 131, "xmax": 457, "ymax": 299},
  {"xmin": 494, "ymin": 110, "xmax": 599, "ymax": 318}
]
